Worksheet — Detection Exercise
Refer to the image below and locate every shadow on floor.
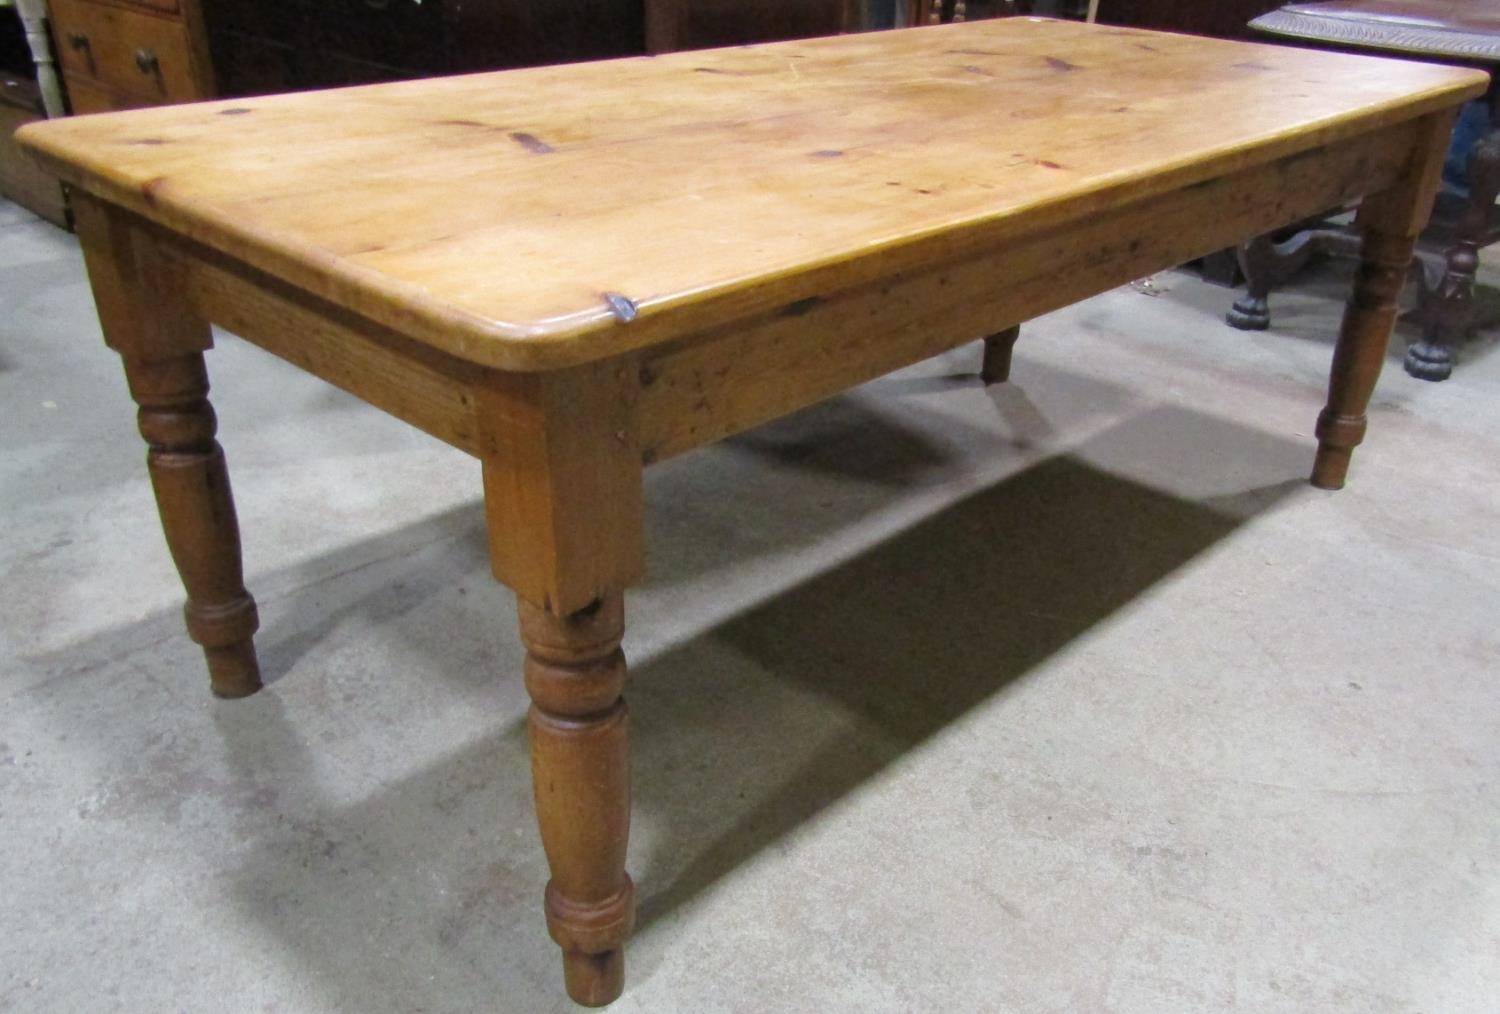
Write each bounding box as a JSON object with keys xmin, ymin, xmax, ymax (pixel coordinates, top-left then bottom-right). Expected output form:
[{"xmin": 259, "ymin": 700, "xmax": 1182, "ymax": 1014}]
[
  {"xmin": 20, "ymin": 355, "xmax": 1156, "ymax": 702},
  {"xmin": 206, "ymin": 401, "xmax": 1308, "ymax": 1012}
]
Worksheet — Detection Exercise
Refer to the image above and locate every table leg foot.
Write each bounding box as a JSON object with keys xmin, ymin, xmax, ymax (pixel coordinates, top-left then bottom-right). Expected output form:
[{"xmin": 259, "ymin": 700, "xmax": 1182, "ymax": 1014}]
[
  {"xmin": 126, "ymin": 354, "xmax": 262, "ymax": 696},
  {"xmin": 561, "ymin": 944, "xmax": 625, "ymax": 1007},
  {"xmin": 1310, "ymin": 439, "xmax": 1354, "ymax": 491},
  {"xmin": 520, "ymin": 594, "xmax": 634, "ymax": 1007},
  {"xmin": 980, "ymin": 325, "xmax": 1021, "ymax": 384},
  {"xmin": 204, "ymin": 641, "xmax": 263, "ymax": 699}
]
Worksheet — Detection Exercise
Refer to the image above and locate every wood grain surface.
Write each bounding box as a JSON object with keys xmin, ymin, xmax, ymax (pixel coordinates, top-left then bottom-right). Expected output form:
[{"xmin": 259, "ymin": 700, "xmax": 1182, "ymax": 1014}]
[
  {"xmin": 44, "ymin": 16, "xmax": 1479, "ymax": 1009},
  {"xmin": 18, "ymin": 17, "xmax": 1486, "ymax": 373}
]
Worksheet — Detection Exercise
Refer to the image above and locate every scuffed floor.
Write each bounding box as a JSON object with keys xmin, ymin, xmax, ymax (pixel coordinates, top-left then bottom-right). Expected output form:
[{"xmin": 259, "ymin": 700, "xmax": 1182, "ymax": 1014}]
[{"xmin": 2, "ymin": 195, "xmax": 1498, "ymax": 1013}]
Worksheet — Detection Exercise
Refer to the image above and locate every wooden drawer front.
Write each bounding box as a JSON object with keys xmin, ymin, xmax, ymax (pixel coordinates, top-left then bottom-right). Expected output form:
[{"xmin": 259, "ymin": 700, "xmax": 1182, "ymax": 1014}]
[
  {"xmin": 51, "ymin": 0, "xmax": 203, "ymax": 104},
  {"xmin": 64, "ymin": 72, "xmax": 155, "ymax": 114}
]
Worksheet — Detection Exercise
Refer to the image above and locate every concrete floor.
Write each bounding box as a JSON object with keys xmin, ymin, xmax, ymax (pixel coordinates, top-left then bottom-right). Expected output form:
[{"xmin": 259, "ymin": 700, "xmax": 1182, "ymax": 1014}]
[{"xmin": 2, "ymin": 193, "xmax": 1499, "ymax": 1014}]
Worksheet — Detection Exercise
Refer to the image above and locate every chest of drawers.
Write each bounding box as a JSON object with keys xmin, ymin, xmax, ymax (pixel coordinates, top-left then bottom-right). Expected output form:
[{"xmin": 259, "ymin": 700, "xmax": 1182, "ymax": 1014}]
[
  {"xmin": 49, "ymin": 0, "xmax": 213, "ymax": 112},
  {"xmin": 203, "ymin": 0, "xmax": 646, "ymax": 95}
]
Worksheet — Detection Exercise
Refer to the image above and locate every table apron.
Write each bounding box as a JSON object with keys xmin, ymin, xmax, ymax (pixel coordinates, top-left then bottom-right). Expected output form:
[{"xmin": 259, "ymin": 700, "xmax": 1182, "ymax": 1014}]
[
  {"xmin": 166, "ymin": 241, "xmax": 489, "ymax": 456},
  {"xmin": 634, "ymin": 118, "xmax": 1425, "ymax": 463}
]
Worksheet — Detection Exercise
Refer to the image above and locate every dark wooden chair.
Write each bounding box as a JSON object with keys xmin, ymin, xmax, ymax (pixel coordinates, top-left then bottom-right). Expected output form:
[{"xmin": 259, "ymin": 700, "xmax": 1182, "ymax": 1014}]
[
  {"xmin": 1228, "ymin": 131, "xmax": 1500, "ymax": 381},
  {"xmin": 1225, "ymin": 0, "xmax": 1500, "ymax": 381}
]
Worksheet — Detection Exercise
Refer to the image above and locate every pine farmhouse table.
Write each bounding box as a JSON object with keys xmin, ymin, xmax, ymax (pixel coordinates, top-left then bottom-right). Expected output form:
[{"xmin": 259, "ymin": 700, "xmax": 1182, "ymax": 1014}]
[{"xmin": 17, "ymin": 17, "xmax": 1486, "ymax": 1007}]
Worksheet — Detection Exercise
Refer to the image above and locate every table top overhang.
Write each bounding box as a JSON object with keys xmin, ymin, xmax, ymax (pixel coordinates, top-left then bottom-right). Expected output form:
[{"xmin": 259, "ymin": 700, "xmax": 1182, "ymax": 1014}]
[{"xmin": 18, "ymin": 17, "xmax": 1487, "ymax": 369}]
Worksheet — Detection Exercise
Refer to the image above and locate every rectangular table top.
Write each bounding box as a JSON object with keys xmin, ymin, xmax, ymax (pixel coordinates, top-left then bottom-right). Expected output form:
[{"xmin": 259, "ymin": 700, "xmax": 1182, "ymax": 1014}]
[{"xmin": 18, "ymin": 17, "xmax": 1486, "ymax": 370}]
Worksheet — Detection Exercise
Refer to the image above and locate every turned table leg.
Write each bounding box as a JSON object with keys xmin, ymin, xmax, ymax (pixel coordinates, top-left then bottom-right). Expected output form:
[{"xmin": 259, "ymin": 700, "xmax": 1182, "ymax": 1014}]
[
  {"xmin": 479, "ymin": 362, "xmax": 644, "ymax": 1005},
  {"xmin": 520, "ymin": 596, "xmax": 634, "ymax": 1006},
  {"xmin": 1312, "ymin": 228, "xmax": 1414, "ymax": 489},
  {"xmin": 979, "ymin": 325, "xmax": 1021, "ymax": 384},
  {"xmin": 1312, "ymin": 111, "xmax": 1454, "ymax": 490},
  {"xmin": 73, "ymin": 192, "xmax": 261, "ymax": 696},
  {"xmin": 125, "ymin": 354, "xmax": 261, "ymax": 696}
]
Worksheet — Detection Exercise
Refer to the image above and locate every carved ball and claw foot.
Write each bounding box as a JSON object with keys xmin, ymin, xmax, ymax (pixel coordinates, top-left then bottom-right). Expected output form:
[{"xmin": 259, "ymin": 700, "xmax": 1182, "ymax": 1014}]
[
  {"xmin": 1404, "ymin": 130, "xmax": 1500, "ymax": 382},
  {"xmin": 1402, "ymin": 334, "xmax": 1455, "ymax": 381},
  {"xmin": 1403, "ymin": 226, "xmax": 1470, "ymax": 382},
  {"xmin": 1226, "ymin": 231, "xmax": 1323, "ymax": 332},
  {"xmin": 1226, "ymin": 293, "xmax": 1271, "ymax": 331},
  {"xmin": 1227, "ymin": 232, "xmax": 1277, "ymax": 331},
  {"xmin": 519, "ymin": 594, "xmax": 635, "ymax": 1007}
]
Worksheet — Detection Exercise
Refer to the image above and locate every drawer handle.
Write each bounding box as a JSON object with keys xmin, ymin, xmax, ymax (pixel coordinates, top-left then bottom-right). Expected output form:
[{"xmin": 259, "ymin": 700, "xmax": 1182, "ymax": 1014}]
[
  {"xmin": 68, "ymin": 32, "xmax": 97, "ymax": 74},
  {"xmin": 135, "ymin": 48, "xmax": 161, "ymax": 75}
]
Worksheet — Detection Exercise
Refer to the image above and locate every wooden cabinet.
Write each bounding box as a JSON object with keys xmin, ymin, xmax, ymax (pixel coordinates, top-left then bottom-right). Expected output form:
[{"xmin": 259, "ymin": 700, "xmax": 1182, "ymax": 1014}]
[
  {"xmin": 48, "ymin": 0, "xmax": 214, "ymax": 112},
  {"xmin": 646, "ymin": 0, "xmax": 852, "ymax": 52},
  {"xmin": 1093, "ymin": 0, "xmax": 1284, "ymax": 41},
  {"xmin": 2, "ymin": 71, "xmax": 68, "ymax": 224},
  {"xmin": 2, "ymin": 1, "xmax": 67, "ymax": 223},
  {"xmin": 202, "ymin": 0, "xmax": 647, "ymax": 96}
]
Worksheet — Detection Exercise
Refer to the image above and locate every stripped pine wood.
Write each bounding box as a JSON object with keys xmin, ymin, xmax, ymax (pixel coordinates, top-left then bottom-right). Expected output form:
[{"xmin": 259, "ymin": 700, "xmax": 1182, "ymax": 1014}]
[
  {"xmin": 20, "ymin": 17, "xmax": 1483, "ymax": 1007},
  {"xmin": 19, "ymin": 19, "xmax": 1487, "ymax": 370}
]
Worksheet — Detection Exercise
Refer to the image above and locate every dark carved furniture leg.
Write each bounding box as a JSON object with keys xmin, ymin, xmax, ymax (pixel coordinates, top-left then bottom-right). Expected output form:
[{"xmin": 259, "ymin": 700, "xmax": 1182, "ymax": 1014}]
[
  {"xmin": 1227, "ymin": 233, "xmax": 1277, "ymax": 329},
  {"xmin": 73, "ymin": 192, "xmax": 262, "ymax": 697},
  {"xmin": 1406, "ymin": 129, "xmax": 1500, "ymax": 381},
  {"xmin": 519, "ymin": 595, "xmax": 634, "ymax": 1007},
  {"xmin": 1227, "ymin": 228, "xmax": 1332, "ymax": 331},
  {"xmin": 124, "ymin": 355, "xmax": 262, "ymax": 696},
  {"xmin": 1198, "ymin": 247, "xmax": 1244, "ymax": 287},
  {"xmin": 980, "ymin": 325, "xmax": 1022, "ymax": 383}
]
